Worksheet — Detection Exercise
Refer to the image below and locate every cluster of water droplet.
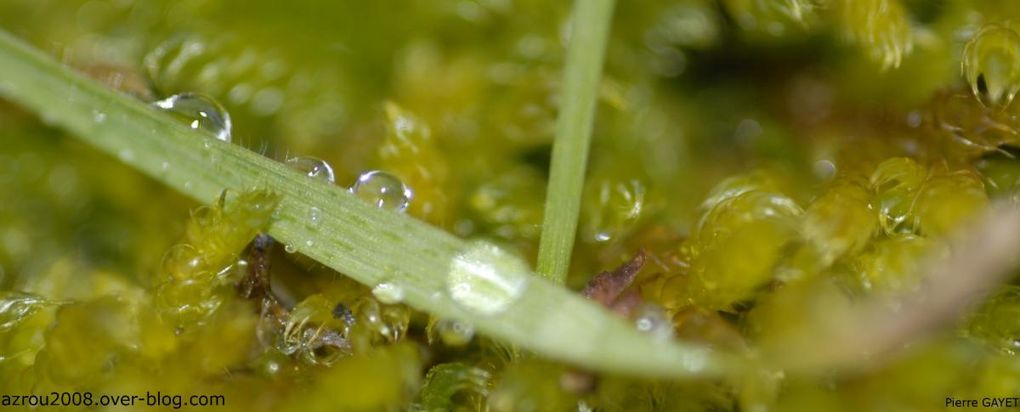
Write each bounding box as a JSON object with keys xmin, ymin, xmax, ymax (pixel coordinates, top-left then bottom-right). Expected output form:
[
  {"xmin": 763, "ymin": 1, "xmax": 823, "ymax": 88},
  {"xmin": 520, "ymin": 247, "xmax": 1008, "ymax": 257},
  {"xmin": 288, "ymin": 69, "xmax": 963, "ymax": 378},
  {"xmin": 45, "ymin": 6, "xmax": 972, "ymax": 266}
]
[
  {"xmin": 146, "ymin": 86, "xmax": 414, "ymax": 234},
  {"xmin": 348, "ymin": 297, "xmax": 411, "ymax": 348},
  {"xmin": 282, "ymin": 157, "xmax": 413, "ymax": 216}
]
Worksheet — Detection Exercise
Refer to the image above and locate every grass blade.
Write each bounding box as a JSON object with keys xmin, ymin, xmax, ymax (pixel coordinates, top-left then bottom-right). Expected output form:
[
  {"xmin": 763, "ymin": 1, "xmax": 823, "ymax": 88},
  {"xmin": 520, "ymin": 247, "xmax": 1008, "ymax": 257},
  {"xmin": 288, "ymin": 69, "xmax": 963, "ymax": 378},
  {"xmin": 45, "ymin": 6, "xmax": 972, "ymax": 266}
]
[
  {"xmin": 537, "ymin": 0, "xmax": 616, "ymax": 283},
  {"xmin": 0, "ymin": 28, "xmax": 730, "ymax": 378}
]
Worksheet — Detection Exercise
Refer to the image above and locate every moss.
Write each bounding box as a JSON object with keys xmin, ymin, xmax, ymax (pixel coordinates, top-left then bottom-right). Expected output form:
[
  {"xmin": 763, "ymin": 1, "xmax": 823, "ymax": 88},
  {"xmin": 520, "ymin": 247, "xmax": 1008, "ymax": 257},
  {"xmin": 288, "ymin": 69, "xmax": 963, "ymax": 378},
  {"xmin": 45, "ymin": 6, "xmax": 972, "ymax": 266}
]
[{"xmin": 3, "ymin": 0, "xmax": 1020, "ymax": 410}]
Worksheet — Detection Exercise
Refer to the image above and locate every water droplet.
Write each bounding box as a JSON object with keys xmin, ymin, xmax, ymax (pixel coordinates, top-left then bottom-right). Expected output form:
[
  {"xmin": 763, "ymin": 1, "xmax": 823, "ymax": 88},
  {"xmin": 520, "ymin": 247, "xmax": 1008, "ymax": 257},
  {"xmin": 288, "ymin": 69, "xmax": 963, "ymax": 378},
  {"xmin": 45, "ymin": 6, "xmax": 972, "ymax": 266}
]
[
  {"xmin": 633, "ymin": 304, "xmax": 673, "ymax": 341},
  {"xmin": 284, "ymin": 244, "xmax": 297, "ymax": 254},
  {"xmin": 353, "ymin": 297, "xmax": 408, "ymax": 343},
  {"xmin": 350, "ymin": 170, "xmax": 412, "ymax": 212},
  {"xmin": 286, "ymin": 157, "xmax": 335, "ymax": 184},
  {"xmin": 152, "ymin": 92, "xmax": 232, "ymax": 142},
  {"xmin": 906, "ymin": 110, "xmax": 922, "ymax": 128},
  {"xmin": 447, "ymin": 240, "xmax": 529, "ymax": 316},
  {"xmin": 118, "ymin": 149, "xmax": 135, "ymax": 162},
  {"xmin": 304, "ymin": 239, "xmax": 314, "ymax": 248},
  {"xmin": 372, "ymin": 282, "xmax": 405, "ymax": 305},
  {"xmin": 813, "ymin": 159, "xmax": 836, "ymax": 180},
  {"xmin": 308, "ymin": 207, "xmax": 322, "ymax": 225},
  {"xmin": 92, "ymin": 109, "xmax": 106, "ymax": 123},
  {"xmin": 161, "ymin": 161, "xmax": 171, "ymax": 172},
  {"xmin": 436, "ymin": 318, "xmax": 474, "ymax": 346}
]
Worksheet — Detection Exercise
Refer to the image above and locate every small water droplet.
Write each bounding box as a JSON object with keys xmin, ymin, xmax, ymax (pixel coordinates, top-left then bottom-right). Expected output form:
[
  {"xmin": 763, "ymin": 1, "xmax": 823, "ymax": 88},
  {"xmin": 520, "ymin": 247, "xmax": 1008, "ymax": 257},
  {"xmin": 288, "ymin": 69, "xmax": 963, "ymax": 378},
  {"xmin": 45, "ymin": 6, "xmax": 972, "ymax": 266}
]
[
  {"xmin": 350, "ymin": 170, "xmax": 412, "ymax": 212},
  {"xmin": 118, "ymin": 149, "xmax": 135, "ymax": 162},
  {"xmin": 633, "ymin": 304, "xmax": 673, "ymax": 341},
  {"xmin": 284, "ymin": 244, "xmax": 297, "ymax": 254},
  {"xmin": 372, "ymin": 282, "xmax": 405, "ymax": 304},
  {"xmin": 308, "ymin": 207, "xmax": 322, "ymax": 224},
  {"xmin": 286, "ymin": 157, "xmax": 335, "ymax": 184},
  {"xmin": 92, "ymin": 109, "xmax": 106, "ymax": 123},
  {"xmin": 436, "ymin": 318, "xmax": 474, "ymax": 346},
  {"xmin": 813, "ymin": 159, "xmax": 836, "ymax": 180},
  {"xmin": 447, "ymin": 240, "xmax": 529, "ymax": 316},
  {"xmin": 305, "ymin": 239, "xmax": 314, "ymax": 248},
  {"xmin": 906, "ymin": 110, "xmax": 922, "ymax": 128},
  {"xmin": 153, "ymin": 92, "xmax": 232, "ymax": 142},
  {"xmin": 161, "ymin": 161, "xmax": 170, "ymax": 172}
]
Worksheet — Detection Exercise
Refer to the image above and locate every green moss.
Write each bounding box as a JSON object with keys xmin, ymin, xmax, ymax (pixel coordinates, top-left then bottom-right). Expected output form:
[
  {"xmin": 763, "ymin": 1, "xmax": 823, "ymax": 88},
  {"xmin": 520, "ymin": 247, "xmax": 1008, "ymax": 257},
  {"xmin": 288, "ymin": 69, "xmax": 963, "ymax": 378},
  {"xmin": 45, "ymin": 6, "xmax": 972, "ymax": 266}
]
[{"xmin": 4, "ymin": 0, "xmax": 1020, "ymax": 410}]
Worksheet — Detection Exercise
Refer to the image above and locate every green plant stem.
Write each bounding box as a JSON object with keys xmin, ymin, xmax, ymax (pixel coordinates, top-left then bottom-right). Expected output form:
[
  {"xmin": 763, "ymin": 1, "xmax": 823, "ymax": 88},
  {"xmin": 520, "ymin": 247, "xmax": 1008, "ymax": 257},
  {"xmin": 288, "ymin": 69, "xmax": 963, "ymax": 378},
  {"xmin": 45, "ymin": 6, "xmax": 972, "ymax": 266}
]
[
  {"xmin": 0, "ymin": 29, "xmax": 732, "ymax": 378},
  {"xmin": 537, "ymin": 0, "xmax": 615, "ymax": 284}
]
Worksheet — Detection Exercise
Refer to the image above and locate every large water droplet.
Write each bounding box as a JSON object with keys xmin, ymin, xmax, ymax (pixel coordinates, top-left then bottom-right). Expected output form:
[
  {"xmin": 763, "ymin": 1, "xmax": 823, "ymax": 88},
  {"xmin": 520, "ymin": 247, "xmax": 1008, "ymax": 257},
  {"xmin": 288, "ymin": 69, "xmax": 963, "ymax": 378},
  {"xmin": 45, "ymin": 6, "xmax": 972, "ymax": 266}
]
[
  {"xmin": 447, "ymin": 240, "xmax": 529, "ymax": 316},
  {"xmin": 286, "ymin": 157, "xmax": 336, "ymax": 184},
  {"xmin": 153, "ymin": 93, "xmax": 232, "ymax": 142},
  {"xmin": 372, "ymin": 282, "xmax": 405, "ymax": 304},
  {"xmin": 350, "ymin": 170, "xmax": 412, "ymax": 212}
]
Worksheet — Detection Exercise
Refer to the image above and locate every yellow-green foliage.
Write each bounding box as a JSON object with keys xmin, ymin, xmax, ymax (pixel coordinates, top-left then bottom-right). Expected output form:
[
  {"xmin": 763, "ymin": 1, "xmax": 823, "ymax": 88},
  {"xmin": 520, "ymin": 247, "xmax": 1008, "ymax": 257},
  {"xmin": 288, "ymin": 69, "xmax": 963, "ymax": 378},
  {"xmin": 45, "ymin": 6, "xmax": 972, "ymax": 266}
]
[
  {"xmin": 967, "ymin": 286, "xmax": 1020, "ymax": 355},
  {"xmin": 379, "ymin": 103, "xmax": 452, "ymax": 226},
  {"xmin": 963, "ymin": 24, "xmax": 1020, "ymax": 107},
  {"xmin": 835, "ymin": 0, "xmax": 913, "ymax": 69},
  {"xmin": 154, "ymin": 190, "xmax": 278, "ymax": 328},
  {"xmin": 284, "ymin": 343, "xmax": 422, "ymax": 412},
  {"xmin": 4, "ymin": 0, "xmax": 1020, "ymax": 411},
  {"xmin": 414, "ymin": 362, "xmax": 491, "ymax": 412}
]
